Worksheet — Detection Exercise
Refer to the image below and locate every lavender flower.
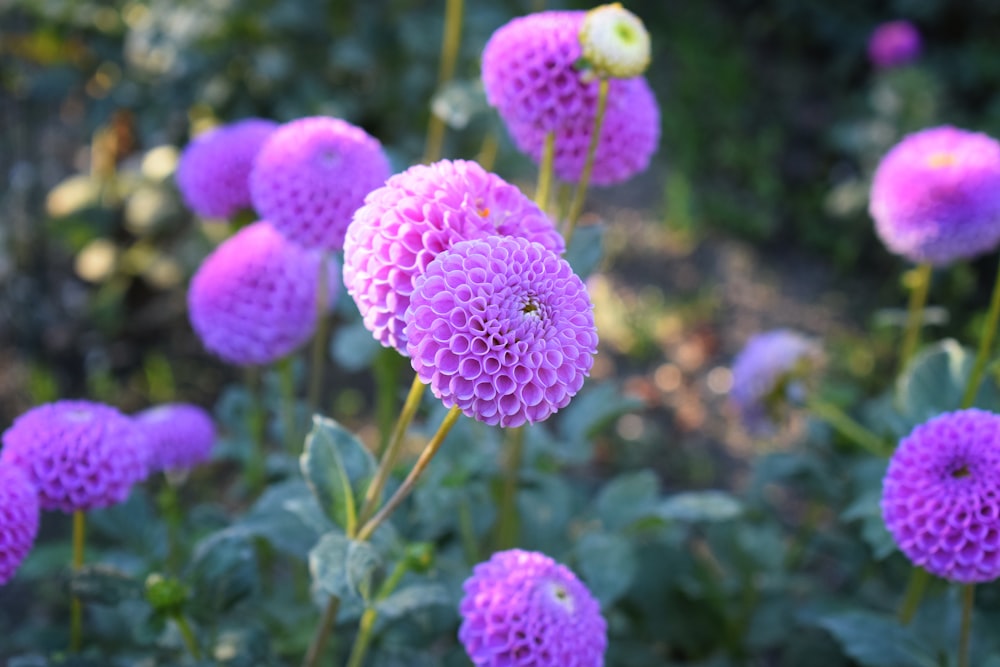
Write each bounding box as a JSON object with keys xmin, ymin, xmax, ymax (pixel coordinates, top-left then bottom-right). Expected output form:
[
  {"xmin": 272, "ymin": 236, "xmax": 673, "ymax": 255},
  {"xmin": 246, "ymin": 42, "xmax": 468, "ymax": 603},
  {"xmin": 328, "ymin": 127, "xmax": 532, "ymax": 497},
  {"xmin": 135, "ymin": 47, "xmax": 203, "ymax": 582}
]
[
  {"xmin": 405, "ymin": 236, "xmax": 597, "ymax": 428},
  {"xmin": 176, "ymin": 118, "xmax": 277, "ymax": 219},
  {"xmin": 868, "ymin": 20, "xmax": 921, "ymax": 69},
  {"xmin": 250, "ymin": 116, "xmax": 391, "ymax": 251},
  {"xmin": 343, "ymin": 160, "xmax": 563, "ymax": 354},
  {"xmin": 730, "ymin": 329, "xmax": 823, "ymax": 434},
  {"xmin": 459, "ymin": 549, "xmax": 607, "ymax": 667},
  {"xmin": 882, "ymin": 409, "xmax": 1000, "ymax": 583},
  {"xmin": 0, "ymin": 401, "xmax": 149, "ymax": 513},
  {"xmin": 135, "ymin": 403, "xmax": 217, "ymax": 473},
  {"xmin": 869, "ymin": 126, "xmax": 1000, "ymax": 266},
  {"xmin": 188, "ymin": 221, "xmax": 335, "ymax": 366},
  {"xmin": 0, "ymin": 462, "xmax": 39, "ymax": 586}
]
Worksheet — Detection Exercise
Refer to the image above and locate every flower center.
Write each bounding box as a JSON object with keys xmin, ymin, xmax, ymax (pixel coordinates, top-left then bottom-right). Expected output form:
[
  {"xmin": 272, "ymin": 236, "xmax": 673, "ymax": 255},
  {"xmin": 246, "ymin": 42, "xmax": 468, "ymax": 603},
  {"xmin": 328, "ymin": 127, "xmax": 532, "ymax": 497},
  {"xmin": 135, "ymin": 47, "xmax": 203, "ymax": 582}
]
[
  {"xmin": 951, "ymin": 464, "xmax": 971, "ymax": 479},
  {"xmin": 927, "ymin": 152, "xmax": 957, "ymax": 168},
  {"xmin": 545, "ymin": 581, "xmax": 575, "ymax": 613},
  {"xmin": 614, "ymin": 20, "xmax": 638, "ymax": 45}
]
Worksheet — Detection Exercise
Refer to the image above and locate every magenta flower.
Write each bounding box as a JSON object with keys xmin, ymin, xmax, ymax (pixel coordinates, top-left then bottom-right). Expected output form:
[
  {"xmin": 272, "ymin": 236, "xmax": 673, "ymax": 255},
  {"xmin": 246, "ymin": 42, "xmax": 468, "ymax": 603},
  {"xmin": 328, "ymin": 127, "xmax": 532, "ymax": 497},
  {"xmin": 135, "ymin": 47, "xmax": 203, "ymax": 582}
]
[
  {"xmin": 343, "ymin": 159, "xmax": 564, "ymax": 354},
  {"xmin": 250, "ymin": 116, "xmax": 391, "ymax": 251},
  {"xmin": 730, "ymin": 329, "xmax": 822, "ymax": 434},
  {"xmin": 882, "ymin": 409, "xmax": 1000, "ymax": 583},
  {"xmin": 459, "ymin": 549, "xmax": 607, "ymax": 667},
  {"xmin": 176, "ymin": 118, "xmax": 277, "ymax": 219},
  {"xmin": 0, "ymin": 462, "xmax": 39, "ymax": 586},
  {"xmin": 135, "ymin": 403, "xmax": 217, "ymax": 473},
  {"xmin": 405, "ymin": 236, "xmax": 596, "ymax": 428},
  {"xmin": 188, "ymin": 221, "xmax": 335, "ymax": 366},
  {"xmin": 868, "ymin": 20, "xmax": 921, "ymax": 69},
  {"xmin": 0, "ymin": 401, "xmax": 149, "ymax": 513},
  {"xmin": 869, "ymin": 126, "xmax": 1000, "ymax": 266}
]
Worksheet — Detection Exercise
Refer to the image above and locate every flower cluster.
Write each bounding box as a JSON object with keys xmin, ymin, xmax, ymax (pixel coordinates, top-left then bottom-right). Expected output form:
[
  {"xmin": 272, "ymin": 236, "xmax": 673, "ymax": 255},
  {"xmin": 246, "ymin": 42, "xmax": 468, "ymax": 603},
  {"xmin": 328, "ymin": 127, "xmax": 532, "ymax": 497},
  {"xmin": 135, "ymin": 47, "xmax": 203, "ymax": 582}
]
[
  {"xmin": 869, "ymin": 125, "xmax": 1000, "ymax": 266},
  {"xmin": 868, "ymin": 20, "xmax": 922, "ymax": 70},
  {"xmin": 882, "ymin": 409, "xmax": 1000, "ymax": 583},
  {"xmin": 0, "ymin": 463, "xmax": 39, "ymax": 586},
  {"xmin": 459, "ymin": 549, "xmax": 606, "ymax": 667},
  {"xmin": 135, "ymin": 403, "xmax": 217, "ymax": 473}
]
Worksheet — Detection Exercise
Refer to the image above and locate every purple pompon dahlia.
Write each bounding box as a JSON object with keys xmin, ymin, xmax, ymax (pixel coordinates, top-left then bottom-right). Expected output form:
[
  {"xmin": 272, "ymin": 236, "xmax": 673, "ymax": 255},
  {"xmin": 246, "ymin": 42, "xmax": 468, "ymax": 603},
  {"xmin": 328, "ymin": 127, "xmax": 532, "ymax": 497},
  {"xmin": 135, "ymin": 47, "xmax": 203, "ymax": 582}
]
[
  {"xmin": 730, "ymin": 329, "xmax": 823, "ymax": 434},
  {"xmin": 882, "ymin": 409, "xmax": 1000, "ymax": 583},
  {"xmin": 868, "ymin": 20, "xmax": 921, "ymax": 69},
  {"xmin": 405, "ymin": 236, "xmax": 597, "ymax": 428},
  {"xmin": 869, "ymin": 126, "xmax": 1000, "ymax": 266},
  {"xmin": 135, "ymin": 403, "xmax": 217, "ymax": 473},
  {"xmin": 343, "ymin": 159, "xmax": 563, "ymax": 354},
  {"xmin": 459, "ymin": 549, "xmax": 607, "ymax": 667},
  {"xmin": 0, "ymin": 463, "xmax": 40, "ymax": 586},
  {"xmin": 250, "ymin": 116, "xmax": 391, "ymax": 251},
  {"xmin": 506, "ymin": 75, "xmax": 660, "ymax": 186},
  {"xmin": 0, "ymin": 400, "xmax": 149, "ymax": 513},
  {"xmin": 188, "ymin": 221, "xmax": 329, "ymax": 366},
  {"xmin": 176, "ymin": 118, "xmax": 278, "ymax": 219}
]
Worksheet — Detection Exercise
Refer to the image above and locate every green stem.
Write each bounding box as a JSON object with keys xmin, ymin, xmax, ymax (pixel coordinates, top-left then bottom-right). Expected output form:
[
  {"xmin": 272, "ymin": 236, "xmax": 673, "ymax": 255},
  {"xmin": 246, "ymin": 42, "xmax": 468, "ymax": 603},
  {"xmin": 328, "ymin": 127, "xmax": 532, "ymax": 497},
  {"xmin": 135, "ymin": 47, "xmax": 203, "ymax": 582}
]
[
  {"xmin": 898, "ymin": 567, "xmax": 929, "ymax": 625},
  {"xmin": 373, "ymin": 349, "xmax": 404, "ymax": 454},
  {"xmin": 564, "ymin": 77, "xmax": 610, "ymax": 248},
  {"xmin": 308, "ymin": 257, "xmax": 331, "ymax": 415},
  {"xmin": 245, "ymin": 366, "xmax": 266, "ymax": 493},
  {"xmin": 70, "ymin": 510, "xmax": 86, "ymax": 652},
  {"xmin": 495, "ymin": 425, "xmax": 525, "ymax": 549},
  {"xmin": 278, "ymin": 356, "xmax": 299, "ymax": 452},
  {"xmin": 535, "ymin": 131, "xmax": 555, "ymax": 209},
  {"xmin": 174, "ymin": 612, "xmax": 203, "ymax": 661},
  {"xmin": 476, "ymin": 128, "xmax": 499, "ymax": 172},
  {"xmin": 806, "ymin": 396, "xmax": 887, "ymax": 456},
  {"xmin": 458, "ymin": 500, "xmax": 480, "ymax": 565},
  {"xmin": 359, "ymin": 375, "xmax": 426, "ymax": 526},
  {"xmin": 345, "ymin": 559, "xmax": 411, "ymax": 667},
  {"xmin": 356, "ymin": 405, "xmax": 463, "ymax": 542},
  {"xmin": 958, "ymin": 584, "xmax": 975, "ymax": 667},
  {"xmin": 158, "ymin": 478, "xmax": 183, "ymax": 573},
  {"xmin": 422, "ymin": 0, "xmax": 465, "ymax": 164},
  {"xmin": 302, "ymin": 595, "xmax": 341, "ymax": 667},
  {"xmin": 899, "ymin": 263, "xmax": 933, "ymax": 371},
  {"xmin": 960, "ymin": 255, "xmax": 1000, "ymax": 409}
]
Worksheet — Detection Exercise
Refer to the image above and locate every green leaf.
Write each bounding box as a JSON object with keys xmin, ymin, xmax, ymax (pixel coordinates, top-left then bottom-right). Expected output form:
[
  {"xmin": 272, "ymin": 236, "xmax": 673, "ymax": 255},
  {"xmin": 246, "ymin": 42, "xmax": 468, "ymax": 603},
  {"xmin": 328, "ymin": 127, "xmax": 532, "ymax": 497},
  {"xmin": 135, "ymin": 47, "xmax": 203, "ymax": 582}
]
[
  {"xmin": 231, "ymin": 479, "xmax": 333, "ymax": 559},
  {"xmin": 189, "ymin": 535, "xmax": 259, "ymax": 616},
  {"xmin": 842, "ymin": 489, "xmax": 896, "ymax": 560},
  {"xmin": 68, "ymin": 564, "xmax": 142, "ymax": 606},
  {"xmin": 564, "ymin": 220, "xmax": 605, "ymax": 280},
  {"xmin": 595, "ymin": 470, "xmax": 661, "ymax": 531},
  {"xmin": 818, "ymin": 610, "xmax": 937, "ymax": 667},
  {"xmin": 300, "ymin": 416, "xmax": 377, "ymax": 535},
  {"xmin": 657, "ymin": 491, "xmax": 743, "ymax": 523},
  {"xmin": 574, "ymin": 531, "xmax": 637, "ymax": 606},
  {"xmin": 376, "ymin": 583, "xmax": 451, "ymax": 621},
  {"xmin": 309, "ymin": 531, "xmax": 382, "ymax": 603},
  {"xmin": 330, "ymin": 320, "xmax": 382, "ymax": 372},
  {"xmin": 557, "ymin": 383, "xmax": 643, "ymax": 464}
]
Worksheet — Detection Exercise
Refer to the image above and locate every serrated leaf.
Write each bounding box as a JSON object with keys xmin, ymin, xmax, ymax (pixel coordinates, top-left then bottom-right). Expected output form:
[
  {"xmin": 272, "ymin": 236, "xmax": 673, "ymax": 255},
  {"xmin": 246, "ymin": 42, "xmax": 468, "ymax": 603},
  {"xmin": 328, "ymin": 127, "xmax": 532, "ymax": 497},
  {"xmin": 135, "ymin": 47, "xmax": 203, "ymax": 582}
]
[
  {"xmin": 68, "ymin": 564, "xmax": 142, "ymax": 606},
  {"xmin": 376, "ymin": 583, "xmax": 451, "ymax": 621},
  {"xmin": 595, "ymin": 469, "xmax": 661, "ymax": 531},
  {"xmin": 657, "ymin": 491, "xmax": 742, "ymax": 523},
  {"xmin": 300, "ymin": 416, "xmax": 376, "ymax": 534},
  {"xmin": 309, "ymin": 531, "xmax": 382, "ymax": 603},
  {"xmin": 575, "ymin": 531, "xmax": 637, "ymax": 606},
  {"xmin": 818, "ymin": 610, "xmax": 937, "ymax": 667}
]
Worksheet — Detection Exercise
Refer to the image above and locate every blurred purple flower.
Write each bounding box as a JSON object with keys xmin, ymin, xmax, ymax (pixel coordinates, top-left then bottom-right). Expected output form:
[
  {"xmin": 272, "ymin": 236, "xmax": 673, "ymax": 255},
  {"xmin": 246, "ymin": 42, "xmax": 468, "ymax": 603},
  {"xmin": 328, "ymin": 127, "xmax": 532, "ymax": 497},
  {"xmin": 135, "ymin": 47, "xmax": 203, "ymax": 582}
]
[
  {"xmin": 870, "ymin": 125, "xmax": 1000, "ymax": 266},
  {"xmin": 405, "ymin": 236, "xmax": 597, "ymax": 428},
  {"xmin": 176, "ymin": 118, "xmax": 277, "ymax": 219},
  {"xmin": 459, "ymin": 549, "xmax": 606, "ymax": 667},
  {"xmin": 1, "ymin": 400, "xmax": 149, "ymax": 513},
  {"xmin": 868, "ymin": 20, "xmax": 921, "ymax": 69},
  {"xmin": 343, "ymin": 160, "xmax": 563, "ymax": 354},
  {"xmin": 250, "ymin": 116, "xmax": 391, "ymax": 251},
  {"xmin": 0, "ymin": 462, "xmax": 39, "ymax": 586},
  {"xmin": 135, "ymin": 403, "xmax": 217, "ymax": 473},
  {"xmin": 882, "ymin": 409, "xmax": 1000, "ymax": 583}
]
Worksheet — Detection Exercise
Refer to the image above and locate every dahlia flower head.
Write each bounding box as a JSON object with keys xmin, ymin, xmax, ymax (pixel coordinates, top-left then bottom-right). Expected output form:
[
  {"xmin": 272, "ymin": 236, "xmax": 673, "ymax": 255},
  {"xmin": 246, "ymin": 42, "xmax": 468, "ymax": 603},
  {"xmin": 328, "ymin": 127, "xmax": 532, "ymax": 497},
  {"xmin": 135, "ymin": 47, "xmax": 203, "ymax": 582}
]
[
  {"xmin": 176, "ymin": 118, "xmax": 278, "ymax": 219},
  {"xmin": 459, "ymin": 549, "xmax": 607, "ymax": 667},
  {"xmin": 0, "ymin": 400, "xmax": 150, "ymax": 513},
  {"xmin": 482, "ymin": 10, "xmax": 659, "ymax": 185},
  {"xmin": 135, "ymin": 403, "xmax": 217, "ymax": 473},
  {"xmin": 882, "ymin": 409, "xmax": 1000, "ymax": 583},
  {"xmin": 869, "ymin": 126, "xmax": 1000, "ymax": 266},
  {"xmin": 405, "ymin": 236, "xmax": 596, "ymax": 428},
  {"xmin": 250, "ymin": 116, "xmax": 391, "ymax": 251},
  {"xmin": 188, "ymin": 220, "xmax": 339, "ymax": 366},
  {"xmin": 868, "ymin": 20, "xmax": 922, "ymax": 69},
  {"xmin": 579, "ymin": 3, "xmax": 651, "ymax": 79},
  {"xmin": 730, "ymin": 329, "xmax": 823, "ymax": 434},
  {"xmin": 343, "ymin": 159, "xmax": 564, "ymax": 354},
  {"xmin": 0, "ymin": 462, "xmax": 39, "ymax": 586}
]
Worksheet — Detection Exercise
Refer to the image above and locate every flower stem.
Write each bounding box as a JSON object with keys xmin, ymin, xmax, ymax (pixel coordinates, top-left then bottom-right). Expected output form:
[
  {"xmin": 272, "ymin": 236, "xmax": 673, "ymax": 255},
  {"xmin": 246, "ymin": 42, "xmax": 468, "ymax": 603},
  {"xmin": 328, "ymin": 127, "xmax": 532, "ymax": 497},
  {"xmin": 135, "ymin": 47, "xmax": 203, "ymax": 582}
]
[
  {"xmin": 308, "ymin": 257, "xmax": 331, "ymax": 416},
  {"xmin": 495, "ymin": 425, "xmax": 525, "ymax": 549},
  {"xmin": 422, "ymin": 0, "xmax": 465, "ymax": 164},
  {"xmin": 344, "ymin": 558, "xmax": 411, "ymax": 667},
  {"xmin": 302, "ymin": 595, "xmax": 341, "ymax": 667},
  {"xmin": 245, "ymin": 366, "xmax": 266, "ymax": 493},
  {"xmin": 359, "ymin": 375, "xmax": 426, "ymax": 526},
  {"xmin": 373, "ymin": 349, "xmax": 404, "ymax": 454},
  {"xmin": 898, "ymin": 567, "xmax": 929, "ymax": 625},
  {"xmin": 278, "ymin": 356, "xmax": 299, "ymax": 452},
  {"xmin": 806, "ymin": 396, "xmax": 887, "ymax": 456},
  {"xmin": 476, "ymin": 128, "xmax": 499, "ymax": 172},
  {"xmin": 564, "ymin": 77, "xmax": 610, "ymax": 247},
  {"xmin": 960, "ymin": 255, "xmax": 1000, "ymax": 409},
  {"xmin": 958, "ymin": 584, "xmax": 975, "ymax": 667},
  {"xmin": 356, "ymin": 405, "xmax": 463, "ymax": 542},
  {"xmin": 158, "ymin": 479, "xmax": 183, "ymax": 573},
  {"xmin": 174, "ymin": 612, "xmax": 203, "ymax": 661},
  {"xmin": 535, "ymin": 131, "xmax": 555, "ymax": 210},
  {"xmin": 899, "ymin": 263, "xmax": 933, "ymax": 371},
  {"xmin": 70, "ymin": 510, "xmax": 86, "ymax": 652}
]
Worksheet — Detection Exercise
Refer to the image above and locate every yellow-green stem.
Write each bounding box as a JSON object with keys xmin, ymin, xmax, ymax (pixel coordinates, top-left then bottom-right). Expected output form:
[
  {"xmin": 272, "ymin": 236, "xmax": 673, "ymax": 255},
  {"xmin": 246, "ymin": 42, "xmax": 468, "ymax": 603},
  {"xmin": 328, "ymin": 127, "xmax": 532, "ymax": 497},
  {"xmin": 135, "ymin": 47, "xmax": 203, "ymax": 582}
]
[
  {"xmin": 899, "ymin": 263, "xmax": 933, "ymax": 371},
  {"xmin": 495, "ymin": 425, "xmax": 525, "ymax": 549},
  {"xmin": 302, "ymin": 595, "xmax": 341, "ymax": 667},
  {"xmin": 535, "ymin": 131, "xmax": 555, "ymax": 209},
  {"xmin": 70, "ymin": 510, "xmax": 85, "ymax": 652},
  {"xmin": 174, "ymin": 612, "xmax": 203, "ymax": 661},
  {"xmin": 422, "ymin": 0, "xmax": 465, "ymax": 164},
  {"xmin": 245, "ymin": 366, "xmax": 266, "ymax": 493},
  {"xmin": 563, "ymin": 77, "xmax": 610, "ymax": 248},
  {"xmin": 476, "ymin": 129, "xmax": 499, "ymax": 172},
  {"xmin": 960, "ymin": 254, "xmax": 1000, "ymax": 409},
  {"xmin": 373, "ymin": 349, "xmax": 404, "ymax": 453},
  {"xmin": 359, "ymin": 375, "xmax": 427, "ymax": 525},
  {"xmin": 158, "ymin": 479, "xmax": 183, "ymax": 573},
  {"xmin": 308, "ymin": 258, "xmax": 331, "ymax": 415},
  {"xmin": 898, "ymin": 567, "xmax": 929, "ymax": 625},
  {"xmin": 958, "ymin": 584, "xmax": 975, "ymax": 667},
  {"xmin": 458, "ymin": 501, "xmax": 480, "ymax": 564},
  {"xmin": 357, "ymin": 405, "xmax": 463, "ymax": 542},
  {"xmin": 277, "ymin": 356, "xmax": 299, "ymax": 452},
  {"xmin": 806, "ymin": 396, "xmax": 887, "ymax": 457},
  {"xmin": 345, "ymin": 558, "xmax": 411, "ymax": 667}
]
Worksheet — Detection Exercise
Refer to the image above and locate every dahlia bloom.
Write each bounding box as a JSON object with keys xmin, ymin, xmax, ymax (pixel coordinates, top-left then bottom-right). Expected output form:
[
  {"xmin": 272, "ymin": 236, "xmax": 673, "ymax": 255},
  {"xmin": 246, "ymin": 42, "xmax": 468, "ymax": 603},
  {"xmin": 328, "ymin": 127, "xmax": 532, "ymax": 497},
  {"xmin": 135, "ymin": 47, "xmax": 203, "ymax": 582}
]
[
  {"xmin": 135, "ymin": 403, "xmax": 217, "ymax": 473},
  {"xmin": 869, "ymin": 126, "xmax": 1000, "ymax": 266},
  {"xmin": 176, "ymin": 118, "xmax": 277, "ymax": 219},
  {"xmin": 0, "ymin": 463, "xmax": 40, "ymax": 586},
  {"xmin": 250, "ymin": 116, "xmax": 391, "ymax": 251},
  {"xmin": 580, "ymin": 3, "xmax": 651, "ymax": 78},
  {"xmin": 882, "ymin": 409, "xmax": 1000, "ymax": 583},
  {"xmin": 459, "ymin": 549, "xmax": 606, "ymax": 667},
  {"xmin": 405, "ymin": 236, "xmax": 597, "ymax": 428},
  {"xmin": 0, "ymin": 400, "xmax": 149, "ymax": 513},
  {"xmin": 730, "ymin": 329, "xmax": 823, "ymax": 434},
  {"xmin": 868, "ymin": 20, "xmax": 921, "ymax": 69},
  {"xmin": 188, "ymin": 221, "xmax": 334, "ymax": 366},
  {"xmin": 343, "ymin": 159, "xmax": 563, "ymax": 354}
]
